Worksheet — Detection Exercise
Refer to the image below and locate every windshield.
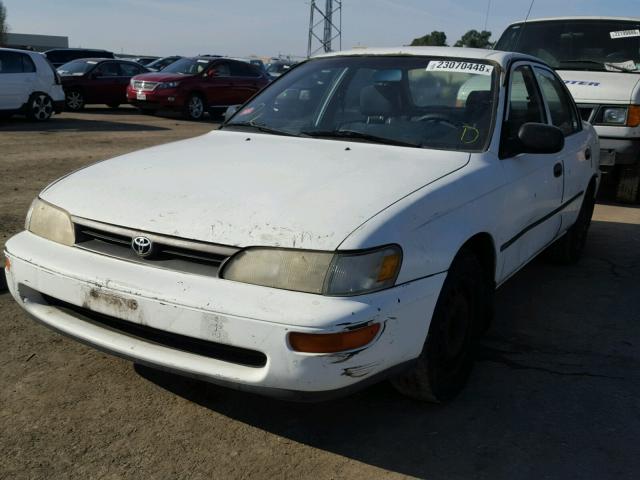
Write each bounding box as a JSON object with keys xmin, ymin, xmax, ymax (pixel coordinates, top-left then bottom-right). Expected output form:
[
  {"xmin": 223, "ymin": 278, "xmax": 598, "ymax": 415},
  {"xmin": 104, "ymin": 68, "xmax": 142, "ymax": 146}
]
[
  {"xmin": 496, "ymin": 20, "xmax": 640, "ymax": 73},
  {"xmin": 266, "ymin": 63, "xmax": 291, "ymax": 75},
  {"xmin": 147, "ymin": 56, "xmax": 180, "ymax": 70},
  {"xmin": 225, "ymin": 56, "xmax": 498, "ymax": 152},
  {"xmin": 57, "ymin": 60, "xmax": 97, "ymax": 76},
  {"xmin": 162, "ymin": 57, "xmax": 211, "ymax": 75}
]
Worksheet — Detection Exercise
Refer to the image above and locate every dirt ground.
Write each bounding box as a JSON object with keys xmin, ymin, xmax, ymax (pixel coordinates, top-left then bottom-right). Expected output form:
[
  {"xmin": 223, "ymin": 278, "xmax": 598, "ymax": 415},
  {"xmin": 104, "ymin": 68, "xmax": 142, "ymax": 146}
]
[{"xmin": 1, "ymin": 108, "xmax": 639, "ymax": 480}]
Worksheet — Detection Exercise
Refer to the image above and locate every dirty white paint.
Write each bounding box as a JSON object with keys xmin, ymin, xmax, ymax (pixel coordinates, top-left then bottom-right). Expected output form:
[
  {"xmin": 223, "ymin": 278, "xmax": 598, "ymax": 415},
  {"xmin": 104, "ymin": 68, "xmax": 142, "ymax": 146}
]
[{"xmin": 6, "ymin": 47, "xmax": 600, "ymax": 397}]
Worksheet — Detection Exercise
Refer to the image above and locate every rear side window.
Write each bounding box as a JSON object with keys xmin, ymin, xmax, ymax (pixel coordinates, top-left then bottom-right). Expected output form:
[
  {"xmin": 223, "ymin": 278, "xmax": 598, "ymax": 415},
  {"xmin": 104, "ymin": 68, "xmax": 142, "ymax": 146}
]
[
  {"xmin": 94, "ymin": 62, "xmax": 120, "ymax": 77},
  {"xmin": 534, "ymin": 67, "xmax": 580, "ymax": 136},
  {"xmin": 229, "ymin": 61, "xmax": 260, "ymax": 77},
  {"xmin": 119, "ymin": 62, "xmax": 145, "ymax": 77},
  {"xmin": 211, "ymin": 62, "xmax": 231, "ymax": 77},
  {"xmin": 0, "ymin": 51, "xmax": 36, "ymax": 74}
]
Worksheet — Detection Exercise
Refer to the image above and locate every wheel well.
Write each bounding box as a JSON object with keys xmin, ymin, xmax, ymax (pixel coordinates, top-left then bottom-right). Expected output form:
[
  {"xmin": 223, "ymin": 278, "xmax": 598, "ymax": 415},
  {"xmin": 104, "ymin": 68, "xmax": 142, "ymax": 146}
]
[{"xmin": 459, "ymin": 233, "xmax": 497, "ymax": 284}]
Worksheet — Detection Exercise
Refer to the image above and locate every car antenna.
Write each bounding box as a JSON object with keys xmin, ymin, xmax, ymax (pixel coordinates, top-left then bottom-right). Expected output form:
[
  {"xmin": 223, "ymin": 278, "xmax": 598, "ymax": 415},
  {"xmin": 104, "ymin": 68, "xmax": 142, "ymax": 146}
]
[{"xmin": 515, "ymin": 0, "xmax": 536, "ymax": 49}]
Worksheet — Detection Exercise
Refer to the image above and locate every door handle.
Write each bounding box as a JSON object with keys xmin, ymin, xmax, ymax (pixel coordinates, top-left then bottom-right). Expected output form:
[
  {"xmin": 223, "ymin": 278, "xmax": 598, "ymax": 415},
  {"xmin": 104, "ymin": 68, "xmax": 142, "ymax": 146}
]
[
  {"xmin": 584, "ymin": 147, "xmax": 592, "ymax": 161},
  {"xmin": 553, "ymin": 162, "xmax": 563, "ymax": 177}
]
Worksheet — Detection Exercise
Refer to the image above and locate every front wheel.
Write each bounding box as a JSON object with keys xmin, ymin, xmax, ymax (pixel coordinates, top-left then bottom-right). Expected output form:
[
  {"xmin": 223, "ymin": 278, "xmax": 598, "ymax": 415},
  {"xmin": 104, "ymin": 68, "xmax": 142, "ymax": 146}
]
[
  {"xmin": 27, "ymin": 94, "xmax": 54, "ymax": 121},
  {"xmin": 65, "ymin": 90, "xmax": 85, "ymax": 111},
  {"xmin": 391, "ymin": 250, "xmax": 486, "ymax": 403},
  {"xmin": 184, "ymin": 94, "xmax": 205, "ymax": 120}
]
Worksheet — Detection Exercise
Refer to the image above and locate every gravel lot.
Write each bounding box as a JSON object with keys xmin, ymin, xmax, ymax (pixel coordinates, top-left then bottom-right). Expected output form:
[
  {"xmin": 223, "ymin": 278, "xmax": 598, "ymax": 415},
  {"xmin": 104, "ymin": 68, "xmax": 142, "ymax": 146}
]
[{"xmin": 1, "ymin": 108, "xmax": 639, "ymax": 480}]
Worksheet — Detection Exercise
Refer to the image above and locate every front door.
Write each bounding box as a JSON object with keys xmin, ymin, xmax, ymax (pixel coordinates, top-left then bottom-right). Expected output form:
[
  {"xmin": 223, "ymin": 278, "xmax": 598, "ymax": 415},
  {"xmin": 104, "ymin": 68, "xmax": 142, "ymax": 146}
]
[{"xmin": 498, "ymin": 63, "xmax": 564, "ymax": 280}]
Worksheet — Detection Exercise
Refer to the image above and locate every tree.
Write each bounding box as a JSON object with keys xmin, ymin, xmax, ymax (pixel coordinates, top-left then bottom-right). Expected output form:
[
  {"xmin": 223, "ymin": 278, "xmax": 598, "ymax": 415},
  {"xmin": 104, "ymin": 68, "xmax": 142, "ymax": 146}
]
[
  {"xmin": 454, "ymin": 30, "xmax": 493, "ymax": 49},
  {"xmin": 410, "ymin": 31, "xmax": 447, "ymax": 47},
  {"xmin": 0, "ymin": 1, "xmax": 7, "ymax": 47}
]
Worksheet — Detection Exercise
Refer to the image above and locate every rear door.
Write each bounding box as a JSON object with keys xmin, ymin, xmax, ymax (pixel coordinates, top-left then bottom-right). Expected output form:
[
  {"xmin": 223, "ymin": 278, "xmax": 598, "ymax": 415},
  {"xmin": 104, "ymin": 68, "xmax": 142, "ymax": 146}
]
[
  {"xmin": 499, "ymin": 63, "xmax": 564, "ymax": 278},
  {"xmin": 228, "ymin": 61, "xmax": 263, "ymax": 104},
  {"xmin": 0, "ymin": 51, "xmax": 35, "ymax": 109},
  {"xmin": 87, "ymin": 61, "xmax": 122, "ymax": 104},
  {"xmin": 532, "ymin": 66, "xmax": 592, "ymax": 228}
]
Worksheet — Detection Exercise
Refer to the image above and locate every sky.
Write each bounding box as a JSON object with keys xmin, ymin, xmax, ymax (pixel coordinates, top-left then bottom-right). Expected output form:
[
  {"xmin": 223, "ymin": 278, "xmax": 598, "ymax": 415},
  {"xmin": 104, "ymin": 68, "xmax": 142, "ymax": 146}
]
[{"xmin": 2, "ymin": 0, "xmax": 638, "ymax": 58}]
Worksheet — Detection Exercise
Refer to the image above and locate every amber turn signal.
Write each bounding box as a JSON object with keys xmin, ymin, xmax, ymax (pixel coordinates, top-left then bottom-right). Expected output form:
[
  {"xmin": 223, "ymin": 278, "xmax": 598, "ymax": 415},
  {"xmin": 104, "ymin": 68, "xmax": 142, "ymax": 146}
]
[
  {"xmin": 289, "ymin": 323, "xmax": 381, "ymax": 353},
  {"xmin": 4, "ymin": 256, "xmax": 10, "ymax": 272},
  {"xmin": 627, "ymin": 105, "xmax": 640, "ymax": 127}
]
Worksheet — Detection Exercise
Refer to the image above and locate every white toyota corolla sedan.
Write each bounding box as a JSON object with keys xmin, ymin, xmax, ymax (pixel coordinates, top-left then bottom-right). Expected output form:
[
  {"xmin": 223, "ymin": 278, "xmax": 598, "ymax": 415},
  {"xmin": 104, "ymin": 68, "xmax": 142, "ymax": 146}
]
[{"xmin": 4, "ymin": 47, "xmax": 600, "ymax": 402}]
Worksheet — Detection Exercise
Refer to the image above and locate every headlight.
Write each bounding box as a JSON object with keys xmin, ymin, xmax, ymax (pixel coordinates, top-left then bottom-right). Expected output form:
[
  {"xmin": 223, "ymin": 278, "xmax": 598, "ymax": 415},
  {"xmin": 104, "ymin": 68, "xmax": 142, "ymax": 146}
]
[
  {"xmin": 602, "ymin": 107, "xmax": 627, "ymax": 125},
  {"xmin": 157, "ymin": 81, "xmax": 180, "ymax": 89},
  {"xmin": 221, "ymin": 245, "xmax": 402, "ymax": 296},
  {"xmin": 25, "ymin": 198, "xmax": 75, "ymax": 246}
]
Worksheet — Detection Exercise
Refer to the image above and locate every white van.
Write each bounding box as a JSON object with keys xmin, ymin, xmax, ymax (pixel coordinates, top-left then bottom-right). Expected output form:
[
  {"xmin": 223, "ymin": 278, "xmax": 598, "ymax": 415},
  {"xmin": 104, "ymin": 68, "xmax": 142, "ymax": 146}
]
[
  {"xmin": 0, "ymin": 48, "xmax": 65, "ymax": 121},
  {"xmin": 496, "ymin": 17, "xmax": 640, "ymax": 203}
]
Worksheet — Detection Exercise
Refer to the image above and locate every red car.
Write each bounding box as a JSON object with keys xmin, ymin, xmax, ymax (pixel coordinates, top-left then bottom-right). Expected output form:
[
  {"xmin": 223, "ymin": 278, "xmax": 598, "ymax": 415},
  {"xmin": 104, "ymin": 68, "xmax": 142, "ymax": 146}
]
[
  {"xmin": 127, "ymin": 56, "xmax": 270, "ymax": 120},
  {"xmin": 58, "ymin": 58, "xmax": 150, "ymax": 110}
]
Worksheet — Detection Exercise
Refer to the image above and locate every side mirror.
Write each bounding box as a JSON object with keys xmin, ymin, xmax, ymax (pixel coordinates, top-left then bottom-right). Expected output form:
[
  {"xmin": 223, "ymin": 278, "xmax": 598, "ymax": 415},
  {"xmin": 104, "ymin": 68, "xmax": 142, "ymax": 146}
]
[
  {"xmin": 223, "ymin": 105, "xmax": 241, "ymax": 120},
  {"xmin": 517, "ymin": 123, "xmax": 564, "ymax": 154}
]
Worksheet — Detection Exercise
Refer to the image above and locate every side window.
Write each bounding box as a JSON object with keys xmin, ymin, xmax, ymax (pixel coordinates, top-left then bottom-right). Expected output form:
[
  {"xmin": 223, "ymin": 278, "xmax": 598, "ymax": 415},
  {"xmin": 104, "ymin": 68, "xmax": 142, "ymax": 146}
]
[
  {"xmin": 502, "ymin": 65, "xmax": 546, "ymax": 157},
  {"xmin": 534, "ymin": 67, "xmax": 580, "ymax": 136},
  {"xmin": 119, "ymin": 62, "xmax": 143, "ymax": 77},
  {"xmin": 0, "ymin": 51, "xmax": 26, "ymax": 73},
  {"xmin": 21, "ymin": 54, "xmax": 36, "ymax": 73},
  {"xmin": 94, "ymin": 62, "xmax": 120, "ymax": 77},
  {"xmin": 229, "ymin": 62, "xmax": 260, "ymax": 77},
  {"xmin": 212, "ymin": 62, "xmax": 231, "ymax": 77}
]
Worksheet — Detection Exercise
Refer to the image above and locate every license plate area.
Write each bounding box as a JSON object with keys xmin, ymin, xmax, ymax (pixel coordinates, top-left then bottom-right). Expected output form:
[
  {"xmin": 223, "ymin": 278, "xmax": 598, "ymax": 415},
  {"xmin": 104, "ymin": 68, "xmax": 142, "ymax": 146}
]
[{"xmin": 136, "ymin": 92, "xmax": 146, "ymax": 100}]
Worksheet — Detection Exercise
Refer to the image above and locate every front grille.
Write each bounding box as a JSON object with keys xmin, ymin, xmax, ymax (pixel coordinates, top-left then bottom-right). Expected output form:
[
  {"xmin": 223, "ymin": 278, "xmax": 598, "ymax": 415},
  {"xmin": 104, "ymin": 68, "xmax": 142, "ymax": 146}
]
[
  {"xmin": 577, "ymin": 103, "xmax": 598, "ymax": 123},
  {"xmin": 132, "ymin": 80, "xmax": 159, "ymax": 92},
  {"xmin": 42, "ymin": 294, "xmax": 267, "ymax": 368},
  {"xmin": 73, "ymin": 218, "xmax": 239, "ymax": 276}
]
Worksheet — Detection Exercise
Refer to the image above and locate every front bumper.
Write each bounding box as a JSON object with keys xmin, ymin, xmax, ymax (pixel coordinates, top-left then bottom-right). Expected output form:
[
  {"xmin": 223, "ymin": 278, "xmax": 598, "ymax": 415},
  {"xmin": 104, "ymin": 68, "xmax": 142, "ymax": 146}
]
[
  {"xmin": 126, "ymin": 89, "xmax": 184, "ymax": 111},
  {"xmin": 5, "ymin": 232, "xmax": 445, "ymax": 400}
]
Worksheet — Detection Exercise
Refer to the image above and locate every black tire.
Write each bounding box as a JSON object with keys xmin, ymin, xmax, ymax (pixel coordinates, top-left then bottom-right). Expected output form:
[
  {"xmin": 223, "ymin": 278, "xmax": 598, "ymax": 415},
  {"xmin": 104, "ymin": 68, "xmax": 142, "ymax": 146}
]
[
  {"xmin": 107, "ymin": 103, "xmax": 120, "ymax": 109},
  {"xmin": 549, "ymin": 183, "xmax": 596, "ymax": 264},
  {"xmin": 615, "ymin": 165, "xmax": 640, "ymax": 204},
  {"xmin": 65, "ymin": 90, "xmax": 85, "ymax": 111},
  {"xmin": 27, "ymin": 93, "xmax": 54, "ymax": 121},
  {"xmin": 184, "ymin": 93, "xmax": 205, "ymax": 120},
  {"xmin": 391, "ymin": 250, "xmax": 486, "ymax": 403}
]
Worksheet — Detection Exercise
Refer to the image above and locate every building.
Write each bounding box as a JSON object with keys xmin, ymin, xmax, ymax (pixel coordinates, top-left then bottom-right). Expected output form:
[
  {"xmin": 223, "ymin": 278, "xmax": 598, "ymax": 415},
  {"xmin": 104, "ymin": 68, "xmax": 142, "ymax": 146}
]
[{"xmin": 4, "ymin": 33, "xmax": 69, "ymax": 52}]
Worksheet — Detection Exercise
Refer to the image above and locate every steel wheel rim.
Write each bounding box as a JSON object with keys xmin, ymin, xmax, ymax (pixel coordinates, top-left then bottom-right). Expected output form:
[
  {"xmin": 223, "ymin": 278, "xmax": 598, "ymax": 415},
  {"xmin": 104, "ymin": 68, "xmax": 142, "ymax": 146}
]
[
  {"xmin": 189, "ymin": 97, "xmax": 203, "ymax": 118},
  {"xmin": 67, "ymin": 92, "xmax": 83, "ymax": 109},
  {"xmin": 33, "ymin": 95, "xmax": 53, "ymax": 120}
]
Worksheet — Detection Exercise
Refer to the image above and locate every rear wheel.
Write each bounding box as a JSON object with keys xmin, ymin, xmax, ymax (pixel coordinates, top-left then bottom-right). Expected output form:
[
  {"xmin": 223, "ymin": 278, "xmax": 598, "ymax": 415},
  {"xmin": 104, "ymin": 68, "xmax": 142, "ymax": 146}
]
[
  {"xmin": 65, "ymin": 90, "xmax": 85, "ymax": 111},
  {"xmin": 27, "ymin": 93, "xmax": 54, "ymax": 121},
  {"xmin": 549, "ymin": 183, "xmax": 596, "ymax": 264},
  {"xmin": 184, "ymin": 94, "xmax": 205, "ymax": 120},
  {"xmin": 391, "ymin": 250, "xmax": 486, "ymax": 403}
]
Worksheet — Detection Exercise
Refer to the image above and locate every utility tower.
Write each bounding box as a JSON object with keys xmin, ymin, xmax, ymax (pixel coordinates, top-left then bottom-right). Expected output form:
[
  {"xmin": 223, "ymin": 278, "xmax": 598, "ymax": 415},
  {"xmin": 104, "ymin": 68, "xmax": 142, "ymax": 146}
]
[{"xmin": 307, "ymin": 0, "xmax": 342, "ymax": 58}]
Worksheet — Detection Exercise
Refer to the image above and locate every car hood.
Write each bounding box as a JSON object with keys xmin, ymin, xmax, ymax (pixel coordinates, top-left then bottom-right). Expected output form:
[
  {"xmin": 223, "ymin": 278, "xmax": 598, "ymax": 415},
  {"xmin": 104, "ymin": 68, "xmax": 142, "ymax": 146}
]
[
  {"xmin": 131, "ymin": 72, "xmax": 194, "ymax": 83},
  {"xmin": 41, "ymin": 131, "xmax": 469, "ymax": 250},
  {"xmin": 558, "ymin": 70, "xmax": 640, "ymax": 103}
]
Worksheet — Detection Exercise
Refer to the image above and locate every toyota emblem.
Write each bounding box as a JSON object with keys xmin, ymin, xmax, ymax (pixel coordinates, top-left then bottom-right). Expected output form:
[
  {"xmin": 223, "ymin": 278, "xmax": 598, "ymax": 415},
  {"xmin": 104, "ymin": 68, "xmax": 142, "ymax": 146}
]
[{"xmin": 131, "ymin": 236, "xmax": 154, "ymax": 258}]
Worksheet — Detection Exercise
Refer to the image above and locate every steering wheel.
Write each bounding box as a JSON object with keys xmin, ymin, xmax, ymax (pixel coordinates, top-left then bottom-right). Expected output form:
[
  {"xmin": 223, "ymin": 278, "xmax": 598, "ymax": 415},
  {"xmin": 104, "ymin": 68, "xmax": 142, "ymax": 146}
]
[{"xmin": 415, "ymin": 114, "xmax": 460, "ymax": 130}]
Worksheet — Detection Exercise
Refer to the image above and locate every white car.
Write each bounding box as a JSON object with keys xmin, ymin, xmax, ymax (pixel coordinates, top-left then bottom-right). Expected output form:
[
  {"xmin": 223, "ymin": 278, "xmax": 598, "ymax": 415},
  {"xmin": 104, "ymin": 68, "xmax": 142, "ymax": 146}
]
[
  {"xmin": 0, "ymin": 48, "xmax": 65, "ymax": 121},
  {"xmin": 4, "ymin": 47, "xmax": 600, "ymax": 402}
]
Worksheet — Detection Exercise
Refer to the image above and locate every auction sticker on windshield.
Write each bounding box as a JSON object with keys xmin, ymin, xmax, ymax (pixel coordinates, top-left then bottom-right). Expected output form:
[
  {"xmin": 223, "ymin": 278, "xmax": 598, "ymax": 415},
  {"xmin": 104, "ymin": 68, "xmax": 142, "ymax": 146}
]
[
  {"xmin": 610, "ymin": 29, "xmax": 640, "ymax": 39},
  {"xmin": 426, "ymin": 61, "xmax": 494, "ymax": 76}
]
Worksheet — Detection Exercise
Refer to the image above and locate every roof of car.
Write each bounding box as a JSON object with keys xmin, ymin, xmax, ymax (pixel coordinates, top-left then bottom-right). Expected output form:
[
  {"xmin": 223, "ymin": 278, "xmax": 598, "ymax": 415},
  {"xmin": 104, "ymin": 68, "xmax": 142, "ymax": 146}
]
[
  {"xmin": 316, "ymin": 46, "xmax": 540, "ymax": 67},
  {"xmin": 506, "ymin": 16, "xmax": 640, "ymax": 25},
  {"xmin": 0, "ymin": 47, "xmax": 46, "ymax": 57},
  {"xmin": 45, "ymin": 48, "xmax": 112, "ymax": 52}
]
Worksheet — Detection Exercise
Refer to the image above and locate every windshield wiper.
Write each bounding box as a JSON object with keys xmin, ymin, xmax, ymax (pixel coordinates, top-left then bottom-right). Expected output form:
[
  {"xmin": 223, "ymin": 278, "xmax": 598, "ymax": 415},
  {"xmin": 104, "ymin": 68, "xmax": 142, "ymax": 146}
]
[
  {"xmin": 559, "ymin": 59, "xmax": 638, "ymax": 72},
  {"xmin": 224, "ymin": 122, "xmax": 300, "ymax": 137},
  {"xmin": 301, "ymin": 129, "xmax": 421, "ymax": 148}
]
